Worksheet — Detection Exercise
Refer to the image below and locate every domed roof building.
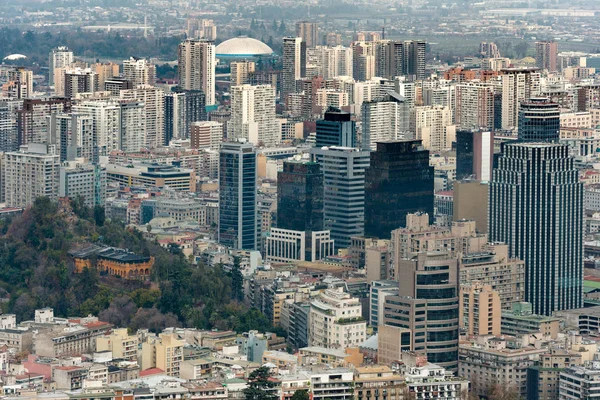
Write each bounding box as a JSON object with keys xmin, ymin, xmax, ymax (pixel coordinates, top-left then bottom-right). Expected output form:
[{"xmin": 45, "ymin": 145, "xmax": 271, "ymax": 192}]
[{"xmin": 215, "ymin": 37, "xmax": 274, "ymax": 58}]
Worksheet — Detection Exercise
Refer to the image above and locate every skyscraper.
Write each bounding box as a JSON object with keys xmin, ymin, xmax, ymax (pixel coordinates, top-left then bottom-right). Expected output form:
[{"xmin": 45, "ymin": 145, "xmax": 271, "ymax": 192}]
[
  {"xmin": 0, "ymin": 98, "xmax": 21, "ymax": 152},
  {"xmin": 489, "ymin": 142, "xmax": 583, "ymax": 315},
  {"xmin": 177, "ymin": 39, "xmax": 216, "ymax": 105},
  {"xmin": 455, "ymin": 82, "xmax": 495, "ymax": 131},
  {"xmin": 122, "ymin": 57, "xmax": 156, "ymax": 87},
  {"xmin": 364, "ymin": 140, "xmax": 434, "ymax": 238},
  {"xmin": 49, "ymin": 46, "xmax": 74, "ymax": 86},
  {"xmin": 362, "ymin": 91, "xmax": 410, "ymax": 150},
  {"xmin": 277, "ymin": 161, "xmax": 323, "ymax": 233},
  {"xmin": 518, "ymin": 98, "xmax": 560, "ymax": 142},
  {"xmin": 500, "ymin": 68, "xmax": 541, "ymax": 130},
  {"xmin": 295, "ymin": 21, "xmax": 319, "ymax": 48},
  {"xmin": 228, "ymin": 84, "xmax": 279, "ymax": 146},
  {"xmin": 535, "ymin": 41, "xmax": 558, "ymax": 72},
  {"xmin": 120, "ymin": 85, "xmax": 165, "ymax": 149},
  {"xmin": 311, "ymin": 146, "xmax": 370, "ymax": 249},
  {"xmin": 230, "ymin": 61, "xmax": 256, "ymax": 85},
  {"xmin": 48, "ymin": 113, "xmax": 96, "ymax": 162},
  {"xmin": 282, "ymin": 37, "xmax": 305, "ymax": 99},
  {"xmin": 315, "ymin": 107, "xmax": 356, "ymax": 148},
  {"xmin": 18, "ymin": 98, "xmax": 71, "ymax": 146},
  {"xmin": 219, "ymin": 141, "xmax": 257, "ymax": 250},
  {"xmin": 413, "ymin": 105, "xmax": 456, "ymax": 151},
  {"xmin": 404, "ymin": 40, "xmax": 426, "ymax": 80},
  {"xmin": 455, "ymin": 130, "xmax": 494, "ymax": 182}
]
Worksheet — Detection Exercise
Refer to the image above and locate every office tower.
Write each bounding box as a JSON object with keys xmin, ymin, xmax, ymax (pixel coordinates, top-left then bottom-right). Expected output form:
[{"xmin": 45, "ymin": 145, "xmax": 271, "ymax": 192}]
[
  {"xmin": 48, "ymin": 113, "xmax": 96, "ymax": 162},
  {"xmin": 309, "ymin": 288, "xmax": 366, "ymax": 349},
  {"xmin": 0, "ymin": 99, "xmax": 21, "ymax": 152},
  {"xmin": 190, "ymin": 121, "xmax": 223, "ymax": 150},
  {"xmin": 455, "ymin": 130, "xmax": 494, "ymax": 181},
  {"xmin": 364, "ymin": 140, "xmax": 434, "ymax": 238},
  {"xmin": 311, "ymin": 146, "xmax": 370, "ymax": 249},
  {"xmin": 277, "ymin": 160, "xmax": 323, "ymax": 233},
  {"xmin": 315, "ymin": 107, "xmax": 356, "ymax": 148},
  {"xmin": 296, "ymin": 21, "xmax": 318, "ymax": 48},
  {"xmin": 6, "ymin": 68, "xmax": 33, "ymax": 99},
  {"xmin": 460, "ymin": 282, "xmax": 501, "ymax": 336},
  {"xmin": 413, "ymin": 106, "xmax": 456, "ymax": 151},
  {"xmin": 177, "ymin": 39, "xmax": 216, "ymax": 105},
  {"xmin": 455, "ymin": 82, "xmax": 494, "ymax": 131},
  {"xmin": 500, "ymin": 68, "xmax": 541, "ymax": 130},
  {"xmin": 120, "ymin": 85, "xmax": 165, "ymax": 148},
  {"xmin": 3, "ymin": 144, "xmax": 60, "ymax": 208},
  {"xmin": 49, "ymin": 46, "xmax": 74, "ymax": 86},
  {"xmin": 122, "ymin": 57, "xmax": 156, "ymax": 87},
  {"xmin": 489, "ymin": 142, "xmax": 583, "ymax": 315},
  {"xmin": 228, "ymin": 84, "xmax": 279, "ymax": 146},
  {"xmin": 18, "ymin": 98, "xmax": 71, "ymax": 146},
  {"xmin": 282, "ymin": 37, "xmax": 304, "ymax": 98},
  {"xmin": 536, "ymin": 41, "xmax": 558, "ymax": 72},
  {"xmin": 59, "ymin": 162, "xmax": 107, "ymax": 208},
  {"xmin": 479, "ymin": 42, "xmax": 501, "ymax": 58},
  {"xmin": 63, "ymin": 68, "xmax": 98, "ymax": 98},
  {"xmin": 518, "ymin": 98, "xmax": 560, "ymax": 142},
  {"xmin": 104, "ymin": 77, "xmax": 133, "ymax": 96},
  {"xmin": 230, "ymin": 61, "xmax": 256, "ymax": 85},
  {"xmin": 369, "ymin": 280, "xmax": 399, "ymax": 329},
  {"xmin": 93, "ymin": 62, "xmax": 120, "ymax": 90},
  {"xmin": 269, "ymin": 160, "xmax": 333, "ymax": 262},
  {"xmin": 453, "ymin": 181, "xmax": 489, "ymax": 233},
  {"xmin": 362, "ymin": 91, "xmax": 410, "ymax": 150},
  {"xmin": 383, "ymin": 252, "xmax": 459, "ymax": 371},
  {"xmin": 218, "ymin": 141, "xmax": 257, "ymax": 250},
  {"xmin": 306, "ymin": 46, "xmax": 353, "ymax": 79}
]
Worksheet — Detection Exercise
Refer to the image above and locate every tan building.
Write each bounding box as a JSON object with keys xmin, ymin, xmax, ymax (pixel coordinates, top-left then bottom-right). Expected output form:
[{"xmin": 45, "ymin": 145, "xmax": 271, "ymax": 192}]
[
  {"xmin": 501, "ymin": 302, "xmax": 561, "ymax": 339},
  {"xmin": 377, "ymin": 325, "xmax": 412, "ymax": 365},
  {"xmin": 298, "ymin": 346, "xmax": 363, "ymax": 368},
  {"xmin": 230, "ymin": 61, "xmax": 256, "ymax": 85},
  {"xmin": 95, "ymin": 328, "xmax": 138, "ymax": 360},
  {"xmin": 141, "ymin": 333, "xmax": 184, "ymax": 377},
  {"xmin": 453, "ymin": 180, "xmax": 488, "ymax": 233},
  {"xmin": 353, "ymin": 365, "xmax": 406, "ymax": 400},
  {"xmin": 460, "ymin": 281, "xmax": 501, "ymax": 336},
  {"xmin": 527, "ymin": 349, "xmax": 583, "ymax": 400},
  {"xmin": 459, "ymin": 242, "xmax": 525, "ymax": 310},
  {"xmin": 190, "ymin": 121, "xmax": 223, "ymax": 150}
]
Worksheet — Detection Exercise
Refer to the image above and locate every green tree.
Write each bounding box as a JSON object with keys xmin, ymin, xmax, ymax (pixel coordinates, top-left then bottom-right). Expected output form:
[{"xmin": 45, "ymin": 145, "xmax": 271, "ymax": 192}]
[
  {"xmin": 230, "ymin": 256, "xmax": 244, "ymax": 302},
  {"xmin": 243, "ymin": 366, "xmax": 277, "ymax": 400},
  {"xmin": 290, "ymin": 389, "xmax": 309, "ymax": 400}
]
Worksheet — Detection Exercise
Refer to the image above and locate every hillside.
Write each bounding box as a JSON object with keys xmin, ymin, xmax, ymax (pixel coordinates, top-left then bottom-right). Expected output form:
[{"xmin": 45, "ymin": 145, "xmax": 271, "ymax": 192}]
[{"xmin": 0, "ymin": 197, "xmax": 272, "ymax": 334}]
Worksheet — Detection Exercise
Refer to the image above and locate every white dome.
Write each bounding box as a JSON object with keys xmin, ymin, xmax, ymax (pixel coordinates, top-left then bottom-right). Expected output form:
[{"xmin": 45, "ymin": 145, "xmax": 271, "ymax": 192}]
[
  {"xmin": 3, "ymin": 54, "xmax": 27, "ymax": 61},
  {"xmin": 216, "ymin": 37, "xmax": 273, "ymax": 57}
]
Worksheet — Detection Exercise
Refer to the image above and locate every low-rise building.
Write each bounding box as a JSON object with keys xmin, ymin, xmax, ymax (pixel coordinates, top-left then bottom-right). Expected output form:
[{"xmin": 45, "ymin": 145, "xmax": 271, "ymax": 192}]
[{"xmin": 501, "ymin": 302, "xmax": 561, "ymax": 339}]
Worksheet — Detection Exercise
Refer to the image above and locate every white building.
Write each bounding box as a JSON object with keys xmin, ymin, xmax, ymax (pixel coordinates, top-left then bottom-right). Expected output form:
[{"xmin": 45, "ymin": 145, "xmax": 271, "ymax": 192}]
[
  {"xmin": 122, "ymin": 57, "xmax": 156, "ymax": 87},
  {"xmin": 120, "ymin": 85, "xmax": 165, "ymax": 149},
  {"xmin": 362, "ymin": 91, "xmax": 410, "ymax": 150},
  {"xmin": 265, "ymin": 228, "xmax": 334, "ymax": 263},
  {"xmin": 413, "ymin": 106, "xmax": 456, "ymax": 151},
  {"xmin": 59, "ymin": 160, "xmax": 107, "ymax": 207},
  {"xmin": 316, "ymin": 89, "xmax": 349, "ymax": 109},
  {"xmin": 309, "ymin": 288, "xmax": 366, "ymax": 350},
  {"xmin": 310, "ymin": 369, "xmax": 355, "ymax": 400},
  {"xmin": 455, "ymin": 82, "xmax": 495, "ymax": 131},
  {"xmin": 307, "ymin": 46, "xmax": 353, "ymax": 79},
  {"xmin": 49, "ymin": 46, "xmax": 74, "ymax": 87},
  {"xmin": 228, "ymin": 84, "xmax": 279, "ymax": 146},
  {"xmin": 500, "ymin": 69, "xmax": 541, "ymax": 130},
  {"xmin": 4, "ymin": 144, "xmax": 60, "ymax": 208},
  {"xmin": 190, "ymin": 121, "xmax": 223, "ymax": 150},
  {"xmin": 178, "ymin": 39, "xmax": 216, "ymax": 105},
  {"xmin": 282, "ymin": 37, "xmax": 303, "ymax": 98}
]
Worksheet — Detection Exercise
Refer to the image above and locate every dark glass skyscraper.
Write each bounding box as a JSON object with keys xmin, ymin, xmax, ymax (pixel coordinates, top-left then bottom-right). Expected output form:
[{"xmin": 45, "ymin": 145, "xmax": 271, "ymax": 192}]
[
  {"xmin": 455, "ymin": 130, "xmax": 474, "ymax": 181},
  {"xmin": 315, "ymin": 107, "xmax": 356, "ymax": 148},
  {"xmin": 219, "ymin": 141, "xmax": 257, "ymax": 250},
  {"xmin": 518, "ymin": 98, "xmax": 560, "ymax": 142},
  {"xmin": 364, "ymin": 140, "xmax": 434, "ymax": 238},
  {"xmin": 489, "ymin": 142, "xmax": 583, "ymax": 315},
  {"xmin": 277, "ymin": 161, "xmax": 323, "ymax": 233}
]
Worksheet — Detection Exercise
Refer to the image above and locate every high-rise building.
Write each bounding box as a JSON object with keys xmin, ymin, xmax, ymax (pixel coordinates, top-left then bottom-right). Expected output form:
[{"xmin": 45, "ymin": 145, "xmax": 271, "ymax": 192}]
[
  {"xmin": 164, "ymin": 92, "xmax": 187, "ymax": 143},
  {"xmin": 455, "ymin": 82, "xmax": 494, "ymax": 131},
  {"xmin": 49, "ymin": 46, "xmax": 74, "ymax": 86},
  {"xmin": 118, "ymin": 100, "xmax": 146, "ymax": 152},
  {"xmin": 311, "ymin": 146, "xmax": 370, "ymax": 249},
  {"xmin": 3, "ymin": 144, "xmax": 60, "ymax": 208},
  {"xmin": 59, "ymin": 161, "xmax": 107, "ymax": 208},
  {"xmin": 351, "ymin": 41, "xmax": 377, "ymax": 81},
  {"xmin": 177, "ymin": 39, "xmax": 216, "ymax": 105},
  {"xmin": 500, "ymin": 68, "xmax": 541, "ymax": 130},
  {"xmin": 404, "ymin": 40, "xmax": 426, "ymax": 80},
  {"xmin": 479, "ymin": 41, "xmax": 501, "ymax": 58},
  {"xmin": 63, "ymin": 68, "xmax": 98, "ymax": 98},
  {"xmin": 0, "ymin": 98, "xmax": 21, "ymax": 152},
  {"xmin": 383, "ymin": 252, "xmax": 459, "ymax": 371},
  {"xmin": 18, "ymin": 98, "xmax": 71, "ymax": 146},
  {"xmin": 362, "ymin": 91, "xmax": 410, "ymax": 150},
  {"xmin": 230, "ymin": 61, "xmax": 256, "ymax": 85},
  {"xmin": 518, "ymin": 98, "xmax": 560, "ymax": 142},
  {"xmin": 190, "ymin": 121, "xmax": 223, "ymax": 150},
  {"xmin": 413, "ymin": 106, "xmax": 456, "ymax": 151},
  {"xmin": 455, "ymin": 130, "xmax": 494, "ymax": 182},
  {"xmin": 104, "ymin": 77, "xmax": 133, "ymax": 96},
  {"xmin": 282, "ymin": 37, "xmax": 305, "ymax": 98},
  {"xmin": 364, "ymin": 140, "xmax": 434, "ymax": 238},
  {"xmin": 535, "ymin": 41, "xmax": 558, "ymax": 72},
  {"xmin": 315, "ymin": 107, "xmax": 356, "ymax": 148},
  {"xmin": 459, "ymin": 281, "xmax": 501, "ymax": 336},
  {"xmin": 296, "ymin": 21, "xmax": 319, "ymax": 48},
  {"xmin": 6, "ymin": 68, "xmax": 33, "ymax": 99},
  {"xmin": 120, "ymin": 85, "xmax": 165, "ymax": 148},
  {"xmin": 306, "ymin": 46, "xmax": 353, "ymax": 79},
  {"xmin": 218, "ymin": 141, "xmax": 257, "ymax": 250},
  {"xmin": 93, "ymin": 62, "xmax": 119, "ymax": 90},
  {"xmin": 48, "ymin": 113, "xmax": 96, "ymax": 162},
  {"xmin": 489, "ymin": 142, "xmax": 583, "ymax": 315},
  {"xmin": 122, "ymin": 57, "xmax": 156, "ymax": 87},
  {"xmin": 228, "ymin": 84, "xmax": 279, "ymax": 146}
]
